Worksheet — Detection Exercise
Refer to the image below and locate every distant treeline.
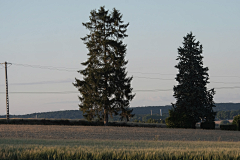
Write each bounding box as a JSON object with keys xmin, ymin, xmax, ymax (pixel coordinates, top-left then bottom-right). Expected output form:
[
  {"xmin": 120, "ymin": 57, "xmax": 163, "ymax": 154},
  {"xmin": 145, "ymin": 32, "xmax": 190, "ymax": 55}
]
[
  {"xmin": 213, "ymin": 103, "xmax": 240, "ymax": 111},
  {"xmin": 0, "ymin": 103, "xmax": 239, "ymax": 120},
  {"xmin": 131, "ymin": 103, "xmax": 240, "ymax": 114},
  {"xmin": 216, "ymin": 109, "xmax": 240, "ymax": 120}
]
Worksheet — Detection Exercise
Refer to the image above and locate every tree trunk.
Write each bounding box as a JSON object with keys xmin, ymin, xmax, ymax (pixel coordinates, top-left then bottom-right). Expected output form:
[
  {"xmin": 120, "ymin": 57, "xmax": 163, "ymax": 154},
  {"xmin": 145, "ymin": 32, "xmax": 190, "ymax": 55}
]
[{"xmin": 104, "ymin": 109, "xmax": 108, "ymax": 126}]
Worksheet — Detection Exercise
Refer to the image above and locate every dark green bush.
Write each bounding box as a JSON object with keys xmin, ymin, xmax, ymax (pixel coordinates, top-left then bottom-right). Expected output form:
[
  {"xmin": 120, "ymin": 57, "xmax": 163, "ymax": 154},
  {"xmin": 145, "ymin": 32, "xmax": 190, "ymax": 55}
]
[
  {"xmin": 232, "ymin": 115, "xmax": 240, "ymax": 125},
  {"xmin": 146, "ymin": 118, "xmax": 159, "ymax": 123},
  {"xmin": 165, "ymin": 109, "xmax": 195, "ymax": 128},
  {"xmin": 200, "ymin": 121, "xmax": 215, "ymax": 129},
  {"xmin": 0, "ymin": 118, "xmax": 166, "ymax": 128},
  {"xmin": 220, "ymin": 120, "xmax": 230, "ymax": 125},
  {"xmin": 220, "ymin": 124, "xmax": 237, "ymax": 131},
  {"xmin": 232, "ymin": 115, "xmax": 240, "ymax": 131}
]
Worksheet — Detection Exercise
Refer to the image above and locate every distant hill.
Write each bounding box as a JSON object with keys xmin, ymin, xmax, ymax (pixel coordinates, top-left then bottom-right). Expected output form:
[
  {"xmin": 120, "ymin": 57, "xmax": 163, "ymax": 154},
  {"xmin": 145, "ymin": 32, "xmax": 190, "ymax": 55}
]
[
  {"xmin": 213, "ymin": 103, "xmax": 240, "ymax": 111},
  {"xmin": 131, "ymin": 105, "xmax": 172, "ymax": 115},
  {"xmin": 0, "ymin": 103, "xmax": 239, "ymax": 119},
  {"xmin": 130, "ymin": 103, "xmax": 240, "ymax": 114},
  {"xmin": 0, "ymin": 110, "xmax": 84, "ymax": 119}
]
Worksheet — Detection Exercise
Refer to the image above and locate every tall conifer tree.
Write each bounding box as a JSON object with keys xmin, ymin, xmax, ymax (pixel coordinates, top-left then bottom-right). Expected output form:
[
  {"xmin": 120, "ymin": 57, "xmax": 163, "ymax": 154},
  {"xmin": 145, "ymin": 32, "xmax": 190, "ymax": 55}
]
[
  {"xmin": 73, "ymin": 6, "xmax": 135, "ymax": 126},
  {"xmin": 166, "ymin": 32, "xmax": 216, "ymax": 128}
]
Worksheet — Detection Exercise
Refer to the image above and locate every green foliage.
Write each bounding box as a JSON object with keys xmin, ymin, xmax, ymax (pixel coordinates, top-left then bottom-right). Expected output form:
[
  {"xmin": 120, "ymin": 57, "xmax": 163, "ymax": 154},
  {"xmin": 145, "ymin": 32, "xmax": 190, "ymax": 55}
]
[
  {"xmin": 131, "ymin": 106, "xmax": 172, "ymax": 115},
  {"xmin": 220, "ymin": 120, "xmax": 230, "ymax": 125},
  {"xmin": 166, "ymin": 109, "xmax": 195, "ymax": 128},
  {"xmin": 200, "ymin": 121, "xmax": 215, "ymax": 129},
  {"xmin": 142, "ymin": 114, "xmax": 167, "ymax": 121},
  {"xmin": 216, "ymin": 110, "xmax": 240, "ymax": 120},
  {"xmin": 168, "ymin": 32, "xmax": 216, "ymax": 128},
  {"xmin": 130, "ymin": 113, "xmax": 168, "ymax": 123},
  {"xmin": 133, "ymin": 119, "xmax": 138, "ymax": 122},
  {"xmin": 214, "ymin": 103, "xmax": 240, "ymax": 112},
  {"xmin": 232, "ymin": 115, "xmax": 240, "ymax": 125},
  {"xmin": 73, "ymin": 6, "xmax": 135, "ymax": 125},
  {"xmin": 232, "ymin": 115, "xmax": 240, "ymax": 131},
  {"xmin": 220, "ymin": 124, "xmax": 237, "ymax": 131},
  {"xmin": 147, "ymin": 118, "xmax": 158, "ymax": 123}
]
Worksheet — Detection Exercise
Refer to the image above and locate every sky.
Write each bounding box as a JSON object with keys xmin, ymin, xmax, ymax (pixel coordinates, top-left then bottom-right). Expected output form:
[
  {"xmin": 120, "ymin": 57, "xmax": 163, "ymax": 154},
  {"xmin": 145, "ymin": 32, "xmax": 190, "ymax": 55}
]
[{"xmin": 0, "ymin": 0, "xmax": 240, "ymax": 115}]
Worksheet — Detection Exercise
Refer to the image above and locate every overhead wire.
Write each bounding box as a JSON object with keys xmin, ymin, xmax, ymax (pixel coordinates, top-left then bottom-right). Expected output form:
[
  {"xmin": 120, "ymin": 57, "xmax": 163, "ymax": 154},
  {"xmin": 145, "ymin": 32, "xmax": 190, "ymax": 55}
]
[
  {"xmin": 0, "ymin": 86, "xmax": 239, "ymax": 94},
  {"xmin": 0, "ymin": 62, "xmax": 238, "ymax": 93},
  {"xmin": 11, "ymin": 63, "xmax": 77, "ymax": 72},
  {"xmin": 6, "ymin": 62, "xmax": 239, "ymax": 84},
  {"xmin": 9, "ymin": 62, "xmax": 240, "ymax": 78}
]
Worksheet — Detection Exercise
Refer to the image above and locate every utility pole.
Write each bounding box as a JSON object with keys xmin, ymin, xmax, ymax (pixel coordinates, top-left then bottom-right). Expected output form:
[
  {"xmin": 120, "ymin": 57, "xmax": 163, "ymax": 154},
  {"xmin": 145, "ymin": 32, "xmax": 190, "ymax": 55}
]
[{"xmin": 1, "ymin": 62, "xmax": 11, "ymax": 122}]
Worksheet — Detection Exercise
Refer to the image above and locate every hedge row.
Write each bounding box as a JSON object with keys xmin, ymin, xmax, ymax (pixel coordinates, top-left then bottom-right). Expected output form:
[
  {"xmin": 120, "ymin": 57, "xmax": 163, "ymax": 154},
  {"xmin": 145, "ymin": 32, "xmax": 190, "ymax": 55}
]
[
  {"xmin": 0, "ymin": 119, "xmax": 102, "ymax": 126},
  {"xmin": 0, "ymin": 118, "xmax": 166, "ymax": 128},
  {"xmin": 220, "ymin": 124, "xmax": 237, "ymax": 131},
  {"xmin": 200, "ymin": 121, "xmax": 215, "ymax": 129}
]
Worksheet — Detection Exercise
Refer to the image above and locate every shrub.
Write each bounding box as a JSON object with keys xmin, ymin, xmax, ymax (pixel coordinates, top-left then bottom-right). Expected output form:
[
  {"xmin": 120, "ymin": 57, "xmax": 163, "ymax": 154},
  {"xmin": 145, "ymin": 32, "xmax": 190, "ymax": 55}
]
[
  {"xmin": 232, "ymin": 115, "xmax": 240, "ymax": 125},
  {"xmin": 220, "ymin": 124, "xmax": 237, "ymax": 131},
  {"xmin": 232, "ymin": 115, "xmax": 240, "ymax": 131},
  {"xmin": 220, "ymin": 120, "xmax": 230, "ymax": 125},
  {"xmin": 133, "ymin": 119, "xmax": 138, "ymax": 123},
  {"xmin": 147, "ymin": 118, "xmax": 158, "ymax": 123},
  {"xmin": 166, "ymin": 109, "xmax": 195, "ymax": 128},
  {"xmin": 200, "ymin": 121, "xmax": 215, "ymax": 129}
]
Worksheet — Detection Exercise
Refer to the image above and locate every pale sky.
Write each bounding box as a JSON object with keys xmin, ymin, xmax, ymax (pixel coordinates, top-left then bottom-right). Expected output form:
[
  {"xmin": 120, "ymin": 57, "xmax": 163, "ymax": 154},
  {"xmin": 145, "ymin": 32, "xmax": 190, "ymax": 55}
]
[{"xmin": 0, "ymin": 0, "xmax": 240, "ymax": 115}]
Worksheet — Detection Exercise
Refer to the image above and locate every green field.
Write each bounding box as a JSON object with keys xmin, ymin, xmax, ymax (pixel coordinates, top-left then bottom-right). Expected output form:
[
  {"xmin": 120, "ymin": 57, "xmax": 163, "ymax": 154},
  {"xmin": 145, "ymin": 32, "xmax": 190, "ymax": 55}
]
[{"xmin": 1, "ymin": 138, "xmax": 240, "ymax": 160}]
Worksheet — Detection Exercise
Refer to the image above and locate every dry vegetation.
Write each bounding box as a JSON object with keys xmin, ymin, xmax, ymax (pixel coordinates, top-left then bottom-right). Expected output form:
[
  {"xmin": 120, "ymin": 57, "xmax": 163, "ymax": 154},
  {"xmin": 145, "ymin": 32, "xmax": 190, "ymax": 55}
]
[
  {"xmin": 1, "ymin": 125, "xmax": 240, "ymax": 159},
  {"xmin": 1, "ymin": 137, "xmax": 240, "ymax": 160},
  {"xmin": 0, "ymin": 124, "xmax": 240, "ymax": 141}
]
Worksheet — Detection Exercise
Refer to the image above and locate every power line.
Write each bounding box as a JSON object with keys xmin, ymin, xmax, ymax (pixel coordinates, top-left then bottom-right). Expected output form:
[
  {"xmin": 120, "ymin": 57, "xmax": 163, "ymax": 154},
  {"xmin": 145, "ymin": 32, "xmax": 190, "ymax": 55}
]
[
  {"xmin": 0, "ymin": 78, "xmax": 238, "ymax": 86},
  {"xmin": 134, "ymin": 77, "xmax": 240, "ymax": 84},
  {"xmin": 130, "ymin": 71, "xmax": 240, "ymax": 78},
  {"xmin": 133, "ymin": 89, "xmax": 172, "ymax": 92},
  {"xmin": 130, "ymin": 71, "xmax": 174, "ymax": 75},
  {"xmin": 211, "ymin": 81, "xmax": 240, "ymax": 84},
  {"xmin": 134, "ymin": 76, "xmax": 173, "ymax": 80},
  {"xmin": 0, "ymin": 86, "xmax": 239, "ymax": 94},
  {"xmin": 0, "ymin": 91, "xmax": 76, "ymax": 94},
  {"xmin": 0, "ymin": 78, "xmax": 239, "ymax": 87},
  {"xmin": 11, "ymin": 63, "xmax": 77, "ymax": 72},
  {"xmin": 12, "ymin": 63, "xmax": 79, "ymax": 70},
  {"xmin": 2, "ymin": 62, "xmax": 238, "ymax": 86},
  {"xmin": 215, "ymin": 86, "xmax": 240, "ymax": 89},
  {"xmin": 9, "ymin": 62, "xmax": 240, "ymax": 78}
]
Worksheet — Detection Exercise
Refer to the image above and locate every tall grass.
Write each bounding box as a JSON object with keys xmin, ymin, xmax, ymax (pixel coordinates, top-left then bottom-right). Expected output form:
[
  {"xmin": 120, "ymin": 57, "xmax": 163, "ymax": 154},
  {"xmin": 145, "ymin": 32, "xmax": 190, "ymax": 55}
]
[
  {"xmin": 1, "ymin": 138, "xmax": 240, "ymax": 160},
  {"xmin": 1, "ymin": 145, "xmax": 240, "ymax": 160}
]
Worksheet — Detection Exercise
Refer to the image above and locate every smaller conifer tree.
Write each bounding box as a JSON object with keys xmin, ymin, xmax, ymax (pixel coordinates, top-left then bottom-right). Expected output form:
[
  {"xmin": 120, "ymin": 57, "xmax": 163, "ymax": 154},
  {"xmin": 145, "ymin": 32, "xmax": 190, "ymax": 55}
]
[{"xmin": 166, "ymin": 32, "xmax": 216, "ymax": 128}]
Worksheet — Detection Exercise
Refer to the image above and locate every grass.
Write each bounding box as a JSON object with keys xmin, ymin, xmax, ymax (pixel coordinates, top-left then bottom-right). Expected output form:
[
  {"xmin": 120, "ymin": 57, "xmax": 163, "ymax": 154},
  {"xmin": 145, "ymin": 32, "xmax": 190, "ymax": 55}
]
[{"xmin": 1, "ymin": 138, "xmax": 240, "ymax": 160}]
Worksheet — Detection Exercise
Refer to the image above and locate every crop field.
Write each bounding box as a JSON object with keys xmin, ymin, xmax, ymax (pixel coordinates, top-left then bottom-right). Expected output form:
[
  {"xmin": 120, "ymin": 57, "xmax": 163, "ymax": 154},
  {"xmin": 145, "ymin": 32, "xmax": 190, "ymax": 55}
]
[
  {"xmin": 1, "ymin": 124, "xmax": 240, "ymax": 141},
  {"xmin": 1, "ymin": 125, "xmax": 240, "ymax": 160}
]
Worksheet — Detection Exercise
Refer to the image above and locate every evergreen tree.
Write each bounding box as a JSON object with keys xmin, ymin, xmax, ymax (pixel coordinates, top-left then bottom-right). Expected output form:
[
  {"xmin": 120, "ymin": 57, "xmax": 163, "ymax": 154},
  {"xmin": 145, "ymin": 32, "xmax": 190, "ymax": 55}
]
[
  {"xmin": 73, "ymin": 6, "xmax": 135, "ymax": 126},
  {"xmin": 166, "ymin": 32, "xmax": 216, "ymax": 128}
]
